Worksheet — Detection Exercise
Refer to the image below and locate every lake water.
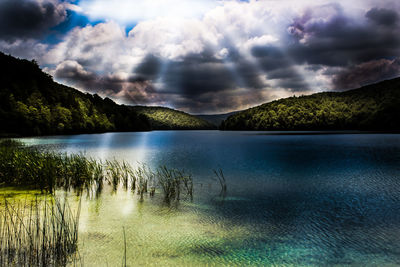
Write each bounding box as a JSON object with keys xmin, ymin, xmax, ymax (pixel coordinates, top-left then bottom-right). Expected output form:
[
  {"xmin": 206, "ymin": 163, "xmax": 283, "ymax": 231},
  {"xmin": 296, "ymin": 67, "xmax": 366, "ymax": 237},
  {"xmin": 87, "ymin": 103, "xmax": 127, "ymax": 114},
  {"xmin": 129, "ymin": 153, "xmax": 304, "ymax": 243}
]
[{"xmin": 4, "ymin": 131, "xmax": 400, "ymax": 266}]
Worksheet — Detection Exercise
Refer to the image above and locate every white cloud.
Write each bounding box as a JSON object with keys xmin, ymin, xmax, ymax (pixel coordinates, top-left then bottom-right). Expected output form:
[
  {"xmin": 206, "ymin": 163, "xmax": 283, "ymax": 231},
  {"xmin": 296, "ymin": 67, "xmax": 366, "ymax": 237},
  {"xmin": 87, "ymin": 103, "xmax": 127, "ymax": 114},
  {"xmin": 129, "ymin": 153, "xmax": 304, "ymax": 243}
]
[
  {"xmin": 44, "ymin": 21, "xmax": 145, "ymax": 74},
  {"xmin": 44, "ymin": 0, "xmax": 381, "ymax": 72},
  {"xmin": 0, "ymin": 39, "xmax": 48, "ymax": 60},
  {"xmin": 33, "ymin": 0, "xmax": 400, "ymax": 112},
  {"xmin": 78, "ymin": 0, "xmax": 220, "ymax": 23},
  {"xmin": 128, "ymin": 17, "xmax": 220, "ymax": 60}
]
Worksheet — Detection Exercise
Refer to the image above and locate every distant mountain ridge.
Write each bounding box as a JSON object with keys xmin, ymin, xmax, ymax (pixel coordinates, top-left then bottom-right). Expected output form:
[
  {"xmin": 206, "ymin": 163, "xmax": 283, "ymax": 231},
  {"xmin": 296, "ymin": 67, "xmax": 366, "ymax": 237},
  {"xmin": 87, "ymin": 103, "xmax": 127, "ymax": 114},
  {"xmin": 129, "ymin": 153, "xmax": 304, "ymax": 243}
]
[
  {"xmin": 133, "ymin": 106, "xmax": 216, "ymax": 130},
  {"xmin": 221, "ymin": 78, "xmax": 400, "ymax": 131},
  {"xmin": 0, "ymin": 52, "xmax": 213, "ymax": 136},
  {"xmin": 196, "ymin": 111, "xmax": 239, "ymax": 126}
]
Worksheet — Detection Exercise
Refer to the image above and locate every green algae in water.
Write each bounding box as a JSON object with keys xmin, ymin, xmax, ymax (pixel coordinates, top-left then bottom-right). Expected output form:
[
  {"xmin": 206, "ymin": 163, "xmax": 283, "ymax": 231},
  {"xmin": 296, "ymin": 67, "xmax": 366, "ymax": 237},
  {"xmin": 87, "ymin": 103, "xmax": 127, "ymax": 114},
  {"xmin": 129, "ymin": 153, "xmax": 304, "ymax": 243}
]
[
  {"xmin": 74, "ymin": 190, "xmax": 237, "ymax": 266},
  {"xmin": 0, "ymin": 187, "xmax": 265, "ymax": 266},
  {"xmin": 2, "ymin": 183, "xmax": 400, "ymax": 267}
]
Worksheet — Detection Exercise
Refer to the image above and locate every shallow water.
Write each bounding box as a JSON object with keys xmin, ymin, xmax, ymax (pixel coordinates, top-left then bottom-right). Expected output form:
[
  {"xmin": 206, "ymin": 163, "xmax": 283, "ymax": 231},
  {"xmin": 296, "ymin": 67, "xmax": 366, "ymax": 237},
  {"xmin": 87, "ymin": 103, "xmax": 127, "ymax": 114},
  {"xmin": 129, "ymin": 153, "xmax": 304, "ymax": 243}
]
[{"xmin": 3, "ymin": 131, "xmax": 400, "ymax": 266}]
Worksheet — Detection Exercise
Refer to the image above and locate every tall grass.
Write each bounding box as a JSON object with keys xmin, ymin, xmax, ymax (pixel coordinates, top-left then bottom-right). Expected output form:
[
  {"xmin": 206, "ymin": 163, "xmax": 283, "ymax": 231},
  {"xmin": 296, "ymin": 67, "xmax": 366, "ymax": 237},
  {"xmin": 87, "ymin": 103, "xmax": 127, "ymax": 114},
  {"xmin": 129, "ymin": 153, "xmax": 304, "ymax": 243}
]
[
  {"xmin": 0, "ymin": 197, "xmax": 81, "ymax": 266},
  {"xmin": 0, "ymin": 140, "xmax": 194, "ymax": 203},
  {"xmin": 0, "ymin": 140, "xmax": 97, "ymax": 194},
  {"xmin": 213, "ymin": 168, "xmax": 227, "ymax": 196},
  {"xmin": 157, "ymin": 166, "xmax": 193, "ymax": 203}
]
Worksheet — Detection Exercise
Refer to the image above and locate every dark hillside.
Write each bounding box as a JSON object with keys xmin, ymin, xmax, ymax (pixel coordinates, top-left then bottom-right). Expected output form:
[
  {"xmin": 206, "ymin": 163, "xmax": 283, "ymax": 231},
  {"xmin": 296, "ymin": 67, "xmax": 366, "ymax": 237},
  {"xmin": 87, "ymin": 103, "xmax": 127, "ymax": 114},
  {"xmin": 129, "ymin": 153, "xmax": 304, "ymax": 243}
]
[
  {"xmin": 221, "ymin": 78, "xmax": 400, "ymax": 131},
  {"xmin": 0, "ymin": 52, "xmax": 214, "ymax": 136},
  {"xmin": 132, "ymin": 106, "xmax": 215, "ymax": 130}
]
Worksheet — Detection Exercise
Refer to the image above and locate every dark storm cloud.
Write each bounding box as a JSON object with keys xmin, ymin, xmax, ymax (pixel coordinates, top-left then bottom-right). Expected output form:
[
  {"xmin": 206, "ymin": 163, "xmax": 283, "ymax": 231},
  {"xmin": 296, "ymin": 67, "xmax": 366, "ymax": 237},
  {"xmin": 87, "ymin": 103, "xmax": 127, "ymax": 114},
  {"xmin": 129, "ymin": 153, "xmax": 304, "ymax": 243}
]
[
  {"xmin": 0, "ymin": 0, "xmax": 67, "ymax": 41},
  {"xmin": 267, "ymin": 68, "xmax": 296, "ymax": 80},
  {"xmin": 234, "ymin": 59, "xmax": 266, "ymax": 89},
  {"xmin": 284, "ymin": 4, "xmax": 400, "ymax": 90},
  {"xmin": 129, "ymin": 50, "xmax": 267, "ymax": 112},
  {"xmin": 162, "ymin": 55, "xmax": 237, "ymax": 96},
  {"xmin": 286, "ymin": 5, "xmax": 400, "ymax": 67},
  {"xmin": 54, "ymin": 60, "xmax": 160, "ymax": 104},
  {"xmin": 53, "ymin": 47, "xmax": 267, "ymax": 112},
  {"xmin": 170, "ymin": 88, "xmax": 267, "ymax": 114},
  {"xmin": 132, "ymin": 54, "xmax": 162, "ymax": 81},
  {"xmin": 333, "ymin": 58, "xmax": 400, "ymax": 90},
  {"xmin": 54, "ymin": 60, "xmax": 122, "ymax": 92},
  {"xmin": 366, "ymin": 8, "xmax": 399, "ymax": 26},
  {"xmin": 54, "ymin": 60, "xmax": 96, "ymax": 82},
  {"xmin": 251, "ymin": 45, "xmax": 308, "ymax": 91},
  {"xmin": 251, "ymin": 46, "xmax": 291, "ymax": 71},
  {"xmin": 136, "ymin": 50, "xmax": 264, "ymax": 97}
]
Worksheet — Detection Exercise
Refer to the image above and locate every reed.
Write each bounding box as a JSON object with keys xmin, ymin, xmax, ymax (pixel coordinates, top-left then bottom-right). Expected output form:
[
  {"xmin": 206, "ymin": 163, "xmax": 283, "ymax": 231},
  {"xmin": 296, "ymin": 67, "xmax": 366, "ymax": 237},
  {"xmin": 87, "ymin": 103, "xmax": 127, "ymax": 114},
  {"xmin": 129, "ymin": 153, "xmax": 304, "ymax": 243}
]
[
  {"xmin": 0, "ymin": 197, "xmax": 81, "ymax": 266},
  {"xmin": 157, "ymin": 166, "xmax": 177, "ymax": 203},
  {"xmin": 90, "ymin": 160, "xmax": 105, "ymax": 198},
  {"xmin": 213, "ymin": 168, "xmax": 227, "ymax": 196},
  {"xmin": 133, "ymin": 164, "xmax": 149, "ymax": 201},
  {"xmin": 120, "ymin": 161, "xmax": 132, "ymax": 191},
  {"xmin": 122, "ymin": 226, "xmax": 127, "ymax": 267},
  {"xmin": 106, "ymin": 160, "xmax": 122, "ymax": 192},
  {"xmin": 180, "ymin": 170, "xmax": 194, "ymax": 201},
  {"xmin": 0, "ymin": 140, "xmax": 195, "ymax": 203},
  {"xmin": 0, "ymin": 140, "xmax": 96, "ymax": 194},
  {"xmin": 157, "ymin": 166, "xmax": 193, "ymax": 203}
]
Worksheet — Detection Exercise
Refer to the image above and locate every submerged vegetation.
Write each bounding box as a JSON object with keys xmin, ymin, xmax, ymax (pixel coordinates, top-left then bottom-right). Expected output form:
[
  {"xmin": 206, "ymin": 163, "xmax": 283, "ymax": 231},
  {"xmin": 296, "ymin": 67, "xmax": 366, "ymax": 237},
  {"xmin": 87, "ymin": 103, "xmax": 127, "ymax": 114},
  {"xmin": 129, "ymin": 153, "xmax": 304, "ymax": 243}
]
[
  {"xmin": 213, "ymin": 168, "xmax": 227, "ymax": 196},
  {"xmin": 221, "ymin": 78, "xmax": 400, "ymax": 131},
  {"xmin": 0, "ymin": 198, "xmax": 80, "ymax": 266},
  {"xmin": 0, "ymin": 140, "xmax": 193, "ymax": 203}
]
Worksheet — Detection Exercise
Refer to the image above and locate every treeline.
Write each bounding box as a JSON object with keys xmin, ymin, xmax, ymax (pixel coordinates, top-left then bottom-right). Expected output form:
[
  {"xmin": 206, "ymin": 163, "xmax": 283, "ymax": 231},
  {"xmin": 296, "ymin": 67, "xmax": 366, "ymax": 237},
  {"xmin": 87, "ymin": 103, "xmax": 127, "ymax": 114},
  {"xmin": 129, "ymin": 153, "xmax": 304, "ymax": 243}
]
[
  {"xmin": 133, "ymin": 106, "xmax": 215, "ymax": 130},
  {"xmin": 221, "ymin": 78, "xmax": 400, "ymax": 131},
  {"xmin": 0, "ymin": 52, "xmax": 151, "ymax": 136}
]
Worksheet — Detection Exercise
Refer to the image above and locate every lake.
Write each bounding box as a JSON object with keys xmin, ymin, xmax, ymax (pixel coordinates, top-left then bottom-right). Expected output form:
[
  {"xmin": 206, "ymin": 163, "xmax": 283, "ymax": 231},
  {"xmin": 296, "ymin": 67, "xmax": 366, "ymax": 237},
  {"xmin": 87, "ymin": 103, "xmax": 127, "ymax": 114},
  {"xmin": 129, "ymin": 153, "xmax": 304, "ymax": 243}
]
[{"xmin": 3, "ymin": 131, "xmax": 400, "ymax": 266}]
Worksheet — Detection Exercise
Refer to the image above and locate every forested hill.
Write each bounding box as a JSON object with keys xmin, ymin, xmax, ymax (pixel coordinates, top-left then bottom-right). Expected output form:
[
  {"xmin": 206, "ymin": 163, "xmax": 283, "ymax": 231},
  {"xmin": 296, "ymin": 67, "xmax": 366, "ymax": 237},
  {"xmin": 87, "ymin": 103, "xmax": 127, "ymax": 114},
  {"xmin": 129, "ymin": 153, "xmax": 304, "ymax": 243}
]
[
  {"xmin": 0, "ymin": 52, "xmax": 212, "ymax": 136},
  {"xmin": 0, "ymin": 52, "xmax": 152, "ymax": 136},
  {"xmin": 197, "ymin": 111, "xmax": 239, "ymax": 126},
  {"xmin": 221, "ymin": 78, "xmax": 400, "ymax": 131},
  {"xmin": 133, "ymin": 106, "xmax": 216, "ymax": 130}
]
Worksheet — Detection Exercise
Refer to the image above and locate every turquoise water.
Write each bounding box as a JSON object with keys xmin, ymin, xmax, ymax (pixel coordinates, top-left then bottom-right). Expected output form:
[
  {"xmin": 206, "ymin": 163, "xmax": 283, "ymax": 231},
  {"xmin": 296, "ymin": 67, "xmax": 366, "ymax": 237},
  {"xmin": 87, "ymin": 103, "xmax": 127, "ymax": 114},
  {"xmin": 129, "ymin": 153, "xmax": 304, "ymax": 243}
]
[{"xmin": 12, "ymin": 131, "xmax": 400, "ymax": 266}]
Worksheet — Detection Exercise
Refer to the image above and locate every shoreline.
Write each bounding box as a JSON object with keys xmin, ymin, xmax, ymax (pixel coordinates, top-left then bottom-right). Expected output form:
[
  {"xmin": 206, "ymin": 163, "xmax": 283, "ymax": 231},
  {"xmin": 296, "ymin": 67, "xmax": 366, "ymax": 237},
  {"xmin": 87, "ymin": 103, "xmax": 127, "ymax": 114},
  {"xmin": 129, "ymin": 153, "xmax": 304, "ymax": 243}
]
[{"xmin": 2, "ymin": 129, "xmax": 400, "ymax": 139}]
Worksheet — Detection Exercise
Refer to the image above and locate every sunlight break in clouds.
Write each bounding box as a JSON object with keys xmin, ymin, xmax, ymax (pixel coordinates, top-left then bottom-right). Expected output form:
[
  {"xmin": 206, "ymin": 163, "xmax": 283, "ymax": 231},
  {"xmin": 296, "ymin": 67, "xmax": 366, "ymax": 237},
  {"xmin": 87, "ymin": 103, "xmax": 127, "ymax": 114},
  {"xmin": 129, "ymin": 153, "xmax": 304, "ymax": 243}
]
[{"xmin": 79, "ymin": 0, "xmax": 220, "ymax": 23}]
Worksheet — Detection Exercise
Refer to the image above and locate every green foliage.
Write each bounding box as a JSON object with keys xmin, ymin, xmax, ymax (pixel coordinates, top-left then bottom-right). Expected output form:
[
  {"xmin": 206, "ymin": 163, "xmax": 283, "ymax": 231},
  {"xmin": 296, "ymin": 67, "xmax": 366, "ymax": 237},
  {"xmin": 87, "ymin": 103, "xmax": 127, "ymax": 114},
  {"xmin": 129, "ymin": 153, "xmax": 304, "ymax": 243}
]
[
  {"xmin": 133, "ymin": 106, "xmax": 215, "ymax": 130},
  {"xmin": 221, "ymin": 78, "xmax": 400, "ymax": 131},
  {"xmin": 0, "ymin": 52, "xmax": 150, "ymax": 136}
]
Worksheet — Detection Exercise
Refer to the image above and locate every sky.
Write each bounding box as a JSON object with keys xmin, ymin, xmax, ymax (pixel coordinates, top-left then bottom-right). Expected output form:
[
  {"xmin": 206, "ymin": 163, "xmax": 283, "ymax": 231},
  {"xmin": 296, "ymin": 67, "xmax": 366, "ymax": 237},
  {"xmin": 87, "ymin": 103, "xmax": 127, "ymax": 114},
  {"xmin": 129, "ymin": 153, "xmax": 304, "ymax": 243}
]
[{"xmin": 1, "ymin": 0, "xmax": 400, "ymax": 114}]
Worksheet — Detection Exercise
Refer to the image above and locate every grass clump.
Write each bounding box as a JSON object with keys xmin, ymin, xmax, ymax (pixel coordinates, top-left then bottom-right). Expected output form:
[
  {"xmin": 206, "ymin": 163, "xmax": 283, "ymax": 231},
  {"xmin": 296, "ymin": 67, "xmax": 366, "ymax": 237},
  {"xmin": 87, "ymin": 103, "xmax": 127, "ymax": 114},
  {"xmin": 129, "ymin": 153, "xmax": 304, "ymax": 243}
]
[
  {"xmin": 157, "ymin": 166, "xmax": 193, "ymax": 203},
  {"xmin": 0, "ymin": 197, "xmax": 80, "ymax": 266},
  {"xmin": 0, "ymin": 140, "xmax": 98, "ymax": 194},
  {"xmin": 0, "ymin": 139, "xmax": 194, "ymax": 203}
]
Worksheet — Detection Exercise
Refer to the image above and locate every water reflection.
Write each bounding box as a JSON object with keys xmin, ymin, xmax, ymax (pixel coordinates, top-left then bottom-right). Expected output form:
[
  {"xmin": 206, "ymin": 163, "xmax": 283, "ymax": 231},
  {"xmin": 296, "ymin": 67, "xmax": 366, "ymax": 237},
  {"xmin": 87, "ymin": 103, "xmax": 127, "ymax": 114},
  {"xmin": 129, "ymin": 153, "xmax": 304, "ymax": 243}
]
[{"xmin": 9, "ymin": 131, "xmax": 400, "ymax": 266}]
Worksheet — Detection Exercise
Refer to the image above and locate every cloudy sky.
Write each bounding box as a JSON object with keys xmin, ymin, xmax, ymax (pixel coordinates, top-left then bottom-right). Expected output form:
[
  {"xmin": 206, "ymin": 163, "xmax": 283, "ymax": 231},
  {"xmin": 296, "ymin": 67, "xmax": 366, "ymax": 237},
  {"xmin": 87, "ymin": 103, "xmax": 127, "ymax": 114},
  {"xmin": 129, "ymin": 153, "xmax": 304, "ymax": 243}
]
[{"xmin": 1, "ymin": 0, "xmax": 400, "ymax": 114}]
